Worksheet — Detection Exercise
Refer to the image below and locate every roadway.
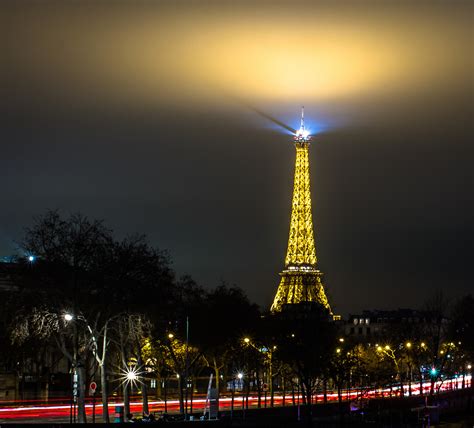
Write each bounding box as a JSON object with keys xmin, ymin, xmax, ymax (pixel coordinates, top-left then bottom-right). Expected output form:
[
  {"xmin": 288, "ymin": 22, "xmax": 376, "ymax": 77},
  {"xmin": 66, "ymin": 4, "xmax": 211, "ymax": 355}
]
[{"xmin": 0, "ymin": 375, "xmax": 471, "ymax": 423}]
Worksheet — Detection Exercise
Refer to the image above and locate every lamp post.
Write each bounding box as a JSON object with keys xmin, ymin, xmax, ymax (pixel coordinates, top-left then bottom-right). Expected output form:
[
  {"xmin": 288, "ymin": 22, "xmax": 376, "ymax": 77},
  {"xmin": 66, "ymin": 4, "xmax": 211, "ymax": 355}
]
[
  {"xmin": 64, "ymin": 312, "xmax": 99, "ymax": 423},
  {"xmin": 184, "ymin": 317, "xmax": 190, "ymax": 420},
  {"xmin": 63, "ymin": 312, "xmax": 89, "ymax": 423},
  {"xmin": 230, "ymin": 375, "xmax": 235, "ymax": 421},
  {"xmin": 406, "ymin": 342, "xmax": 413, "ymax": 397},
  {"xmin": 243, "ymin": 337, "xmax": 276, "ymax": 407},
  {"xmin": 467, "ymin": 364, "xmax": 472, "ymax": 388},
  {"xmin": 238, "ymin": 373, "xmax": 245, "ymax": 419},
  {"xmin": 376, "ymin": 344, "xmax": 403, "ymax": 397},
  {"xmin": 231, "ymin": 372, "xmax": 242, "ymax": 421},
  {"xmin": 242, "ymin": 338, "xmax": 251, "ymax": 412},
  {"xmin": 64, "ymin": 313, "xmax": 78, "ymax": 423},
  {"xmin": 296, "ymin": 377, "xmax": 300, "ymax": 422}
]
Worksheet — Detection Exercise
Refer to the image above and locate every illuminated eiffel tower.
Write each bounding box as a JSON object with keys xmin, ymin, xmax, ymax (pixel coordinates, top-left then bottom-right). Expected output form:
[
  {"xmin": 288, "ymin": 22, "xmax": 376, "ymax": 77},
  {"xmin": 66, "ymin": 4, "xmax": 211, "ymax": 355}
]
[{"xmin": 270, "ymin": 108, "xmax": 334, "ymax": 315}]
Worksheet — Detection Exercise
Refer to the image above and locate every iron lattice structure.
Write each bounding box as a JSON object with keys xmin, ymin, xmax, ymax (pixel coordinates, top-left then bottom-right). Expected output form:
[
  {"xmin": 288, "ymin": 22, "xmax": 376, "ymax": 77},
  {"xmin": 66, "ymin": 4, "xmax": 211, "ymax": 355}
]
[{"xmin": 270, "ymin": 109, "xmax": 332, "ymax": 314}]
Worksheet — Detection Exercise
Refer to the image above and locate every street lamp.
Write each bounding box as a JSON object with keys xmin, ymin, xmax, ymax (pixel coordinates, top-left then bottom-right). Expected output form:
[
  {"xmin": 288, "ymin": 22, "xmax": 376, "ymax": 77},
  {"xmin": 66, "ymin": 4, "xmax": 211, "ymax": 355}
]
[
  {"xmin": 237, "ymin": 373, "xmax": 245, "ymax": 416},
  {"xmin": 62, "ymin": 311, "xmax": 98, "ymax": 417},
  {"xmin": 62, "ymin": 311, "xmax": 80, "ymax": 422},
  {"xmin": 230, "ymin": 372, "xmax": 242, "ymax": 421},
  {"xmin": 126, "ymin": 368, "xmax": 138, "ymax": 382},
  {"xmin": 242, "ymin": 337, "xmax": 276, "ymax": 407}
]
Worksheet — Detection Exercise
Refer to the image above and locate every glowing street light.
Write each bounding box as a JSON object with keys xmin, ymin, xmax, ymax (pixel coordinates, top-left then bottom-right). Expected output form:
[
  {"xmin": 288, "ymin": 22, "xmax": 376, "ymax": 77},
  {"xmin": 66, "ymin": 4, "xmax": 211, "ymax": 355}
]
[
  {"xmin": 27, "ymin": 255, "xmax": 36, "ymax": 262},
  {"xmin": 406, "ymin": 342, "xmax": 412, "ymax": 349},
  {"xmin": 168, "ymin": 333, "xmax": 174, "ymax": 339},
  {"xmin": 237, "ymin": 373, "xmax": 243, "ymax": 380},
  {"xmin": 339, "ymin": 338, "xmax": 345, "ymax": 343},
  {"xmin": 118, "ymin": 365, "xmax": 144, "ymax": 389},
  {"xmin": 127, "ymin": 370, "xmax": 137, "ymax": 381},
  {"xmin": 64, "ymin": 313, "xmax": 74, "ymax": 322},
  {"xmin": 243, "ymin": 337, "xmax": 250, "ymax": 344},
  {"xmin": 336, "ymin": 348, "xmax": 341, "ymax": 354}
]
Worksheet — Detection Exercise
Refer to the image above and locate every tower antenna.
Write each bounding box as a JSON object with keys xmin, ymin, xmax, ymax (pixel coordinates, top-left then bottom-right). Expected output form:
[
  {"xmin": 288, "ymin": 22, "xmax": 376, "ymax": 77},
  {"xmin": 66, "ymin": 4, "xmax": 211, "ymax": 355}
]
[{"xmin": 295, "ymin": 106, "xmax": 310, "ymax": 142}]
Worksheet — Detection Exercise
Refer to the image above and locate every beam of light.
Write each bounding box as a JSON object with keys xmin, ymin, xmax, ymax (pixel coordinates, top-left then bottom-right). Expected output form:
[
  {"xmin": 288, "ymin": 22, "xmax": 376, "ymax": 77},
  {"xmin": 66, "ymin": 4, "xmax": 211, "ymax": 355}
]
[
  {"xmin": 235, "ymin": 99, "xmax": 332, "ymax": 141},
  {"xmin": 247, "ymin": 106, "xmax": 296, "ymax": 135},
  {"xmin": 233, "ymin": 98, "xmax": 296, "ymax": 135},
  {"xmin": 237, "ymin": 101, "xmax": 332, "ymax": 138}
]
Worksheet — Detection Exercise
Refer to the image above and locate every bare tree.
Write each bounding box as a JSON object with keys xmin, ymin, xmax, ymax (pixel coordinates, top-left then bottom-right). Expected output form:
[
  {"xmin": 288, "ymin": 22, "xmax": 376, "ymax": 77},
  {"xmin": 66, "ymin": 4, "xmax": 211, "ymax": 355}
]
[
  {"xmin": 423, "ymin": 291, "xmax": 451, "ymax": 395},
  {"xmin": 11, "ymin": 307, "xmax": 91, "ymax": 422},
  {"xmin": 113, "ymin": 313, "xmax": 152, "ymax": 419}
]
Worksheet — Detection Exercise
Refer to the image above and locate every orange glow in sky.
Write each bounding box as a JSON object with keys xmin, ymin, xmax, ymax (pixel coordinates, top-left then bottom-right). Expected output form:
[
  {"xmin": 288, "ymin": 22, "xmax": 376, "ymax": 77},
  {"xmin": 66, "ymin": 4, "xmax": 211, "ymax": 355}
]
[{"xmin": 5, "ymin": 1, "xmax": 472, "ymax": 109}]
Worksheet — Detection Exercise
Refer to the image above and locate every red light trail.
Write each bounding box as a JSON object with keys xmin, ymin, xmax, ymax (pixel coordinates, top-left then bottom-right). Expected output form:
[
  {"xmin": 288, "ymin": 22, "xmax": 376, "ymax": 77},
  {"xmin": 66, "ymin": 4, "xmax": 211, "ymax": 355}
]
[{"xmin": 0, "ymin": 376, "xmax": 470, "ymax": 422}]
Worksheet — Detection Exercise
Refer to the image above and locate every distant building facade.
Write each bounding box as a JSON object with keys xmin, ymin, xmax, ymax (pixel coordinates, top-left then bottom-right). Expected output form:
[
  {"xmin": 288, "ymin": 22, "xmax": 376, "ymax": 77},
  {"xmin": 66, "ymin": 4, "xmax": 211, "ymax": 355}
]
[
  {"xmin": 0, "ymin": 259, "xmax": 20, "ymax": 292},
  {"xmin": 343, "ymin": 308, "xmax": 442, "ymax": 338}
]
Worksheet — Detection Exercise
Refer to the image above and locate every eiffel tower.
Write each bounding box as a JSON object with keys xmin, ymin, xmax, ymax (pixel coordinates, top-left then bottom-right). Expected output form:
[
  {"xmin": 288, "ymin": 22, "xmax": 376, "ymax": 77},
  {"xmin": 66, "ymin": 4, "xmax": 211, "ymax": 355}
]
[{"xmin": 270, "ymin": 108, "xmax": 334, "ymax": 315}]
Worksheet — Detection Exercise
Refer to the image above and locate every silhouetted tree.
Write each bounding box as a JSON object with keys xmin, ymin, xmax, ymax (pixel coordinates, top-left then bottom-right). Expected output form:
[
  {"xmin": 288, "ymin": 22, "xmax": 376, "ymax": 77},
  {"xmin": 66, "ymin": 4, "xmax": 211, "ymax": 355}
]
[
  {"xmin": 10, "ymin": 210, "xmax": 176, "ymax": 421},
  {"xmin": 271, "ymin": 304, "xmax": 336, "ymax": 422},
  {"xmin": 192, "ymin": 284, "xmax": 260, "ymax": 395},
  {"xmin": 450, "ymin": 295, "xmax": 474, "ymax": 363}
]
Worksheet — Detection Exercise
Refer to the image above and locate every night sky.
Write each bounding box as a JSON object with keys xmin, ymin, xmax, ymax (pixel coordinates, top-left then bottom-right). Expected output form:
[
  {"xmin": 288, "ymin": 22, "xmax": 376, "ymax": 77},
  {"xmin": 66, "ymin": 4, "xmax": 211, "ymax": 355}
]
[{"xmin": 2, "ymin": 1, "xmax": 472, "ymax": 316}]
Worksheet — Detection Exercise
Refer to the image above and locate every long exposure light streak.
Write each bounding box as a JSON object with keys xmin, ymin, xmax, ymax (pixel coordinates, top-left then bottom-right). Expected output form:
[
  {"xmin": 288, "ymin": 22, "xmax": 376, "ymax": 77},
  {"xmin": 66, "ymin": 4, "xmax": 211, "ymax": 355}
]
[{"xmin": 0, "ymin": 376, "xmax": 470, "ymax": 421}]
